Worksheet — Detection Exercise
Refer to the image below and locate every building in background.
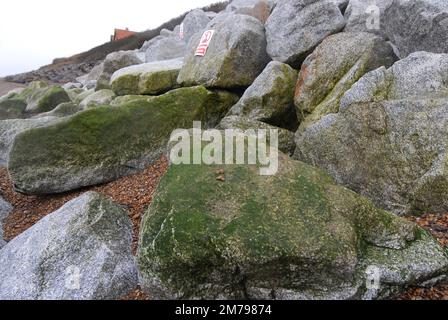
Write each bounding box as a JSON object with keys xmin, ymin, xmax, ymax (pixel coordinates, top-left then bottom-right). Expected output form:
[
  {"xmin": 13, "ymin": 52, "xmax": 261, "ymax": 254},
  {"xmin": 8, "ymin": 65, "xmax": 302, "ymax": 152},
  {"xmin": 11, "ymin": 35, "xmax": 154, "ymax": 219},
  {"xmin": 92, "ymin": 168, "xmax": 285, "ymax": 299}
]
[{"xmin": 111, "ymin": 28, "xmax": 136, "ymax": 41}]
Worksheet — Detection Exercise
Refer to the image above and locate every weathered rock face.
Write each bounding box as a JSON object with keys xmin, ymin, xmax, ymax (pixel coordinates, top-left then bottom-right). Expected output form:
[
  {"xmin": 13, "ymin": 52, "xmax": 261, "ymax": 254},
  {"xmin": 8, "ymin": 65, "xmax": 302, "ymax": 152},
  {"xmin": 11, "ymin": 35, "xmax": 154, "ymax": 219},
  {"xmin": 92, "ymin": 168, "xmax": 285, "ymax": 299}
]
[
  {"xmin": 294, "ymin": 32, "xmax": 397, "ymax": 131},
  {"xmin": 8, "ymin": 86, "xmax": 238, "ymax": 194},
  {"xmin": 0, "ymin": 99, "xmax": 27, "ymax": 120},
  {"xmin": 344, "ymin": 0, "xmax": 393, "ymax": 39},
  {"xmin": 4, "ymin": 81, "xmax": 71, "ymax": 116},
  {"xmin": 228, "ymin": 61, "xmax": 298, "ymax": 130},
  {"xmin": 141, "ymin": 9, "xmax": 210, "ymax": 63},
  {"xmin": 330, "ymin": 0, "xmax": 349, "ymax": 11},
  {"xmin": 384, "ymin": 0, "xmax": 448, "ymax": 58},
  {"xmin": 0, "ymin": 117, "xmax": 58, "ymax": 165},
  {"xmin": 217, "ymin": 115, "xmax": 296, "ymax": 156},
  {"xmin": 137, "ymin": 151, "xmax": 448, "ymax": 300},
  {"xmin": 226, "ymin": 0, "xmax": 275, "ymax": 23},
  {"xmin": 33, "ymin": 102, "xmax": 81, "ymax": 119},
  {"xmin": 144, "ymin": 36, "xmax": 186, "ymax": 63},
  {"xmin": 111, "ymin": 58, "xmax": 183, "ymax": 96},
  {"xmin": 25, "ymin": 86, "xmax": 71, "ymax": 114},
  {"xmin": 177, "ymin": 13, "xmax": 270, "ymax": 89},
  {"xmin": 79, "ymin": 89, "xmax": 116, "ymax": 109},
  {"xmin": 265, "ymin": 0, "xmax": 346, "ymax": 66},
  {"xmin": 295, "ymin": 52, "xmax": 448, "ymax": 215},
  {"xmin": 180, "ymin": 9, "xmax": 211, "ymax": 44},
  {"xmin": 0, "ymin": 197, "xmax": 13, "ymax": 249},
  {"xmin": 0, "ymin": 192, "xmax": 138, "ymax": 300},
  {"xmin": 96, "ymin": 51, "xmax": 143, "ymax": 90}
]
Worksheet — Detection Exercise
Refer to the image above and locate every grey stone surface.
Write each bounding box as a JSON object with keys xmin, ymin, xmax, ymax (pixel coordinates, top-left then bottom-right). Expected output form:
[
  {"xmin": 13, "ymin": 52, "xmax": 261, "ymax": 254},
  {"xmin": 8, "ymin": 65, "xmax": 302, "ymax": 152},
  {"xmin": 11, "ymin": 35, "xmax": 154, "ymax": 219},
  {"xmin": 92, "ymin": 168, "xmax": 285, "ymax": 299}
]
[
  {"xmin": 79, "ymin": 89, "xmax": 116, "ymax": 109},
  {"xmin": 295, "ymin": 52, "xmax": 448, "ymax": 215},
  {"xmin": 0, "ymin": 192, "xmax": 138, "ymax": 300},
  {"xmin": 0, "ymin": 197, "xmax": 12, "ymax": 249},
  {"xmin": 228, "ymin": 61, "xmax": 298, "ymax": 129},
  {"xmin": 178, "ymin": 13, "xmax": 270, "ymax": 89},
  {"xmin": 266, "ymin": 0, "xmax": 346, "ymax": 66},
  {"xmin": 384, "ymin": 0, "xmax": 448, "ymax": 58},
  {"xmin": 226, "ymin": 0, "xmax": 276, "ymax": 23},
  {"xmin": 144, "ymin": 36, "xmax": 186, "ymax": 63},
  {"xmin": 344, "ymin": 0, "xmax": 393, "ymax": 39},
  {"xmin": 294, "ymin": 32, "xmax": 397, "ymax": 131},
  {"xmin": 95, "ymin": 51, "xmax": 143, "ymax": 90},
  {"xmin": 217, "ymin": 115, "xmax": 296, "ymax": 155},
  {"xmin": 180, "ymin": 9, "xmax": 211, "ymax": 43}
]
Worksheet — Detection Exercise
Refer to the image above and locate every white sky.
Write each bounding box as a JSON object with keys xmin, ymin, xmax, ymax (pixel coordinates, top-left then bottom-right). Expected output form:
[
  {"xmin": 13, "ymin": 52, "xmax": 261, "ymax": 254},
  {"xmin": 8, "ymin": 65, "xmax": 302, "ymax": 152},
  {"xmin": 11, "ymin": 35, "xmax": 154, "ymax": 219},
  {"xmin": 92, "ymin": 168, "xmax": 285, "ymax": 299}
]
[{"xmin": 0, "ymin": 0, "xmax": 218, "ymax": 77}]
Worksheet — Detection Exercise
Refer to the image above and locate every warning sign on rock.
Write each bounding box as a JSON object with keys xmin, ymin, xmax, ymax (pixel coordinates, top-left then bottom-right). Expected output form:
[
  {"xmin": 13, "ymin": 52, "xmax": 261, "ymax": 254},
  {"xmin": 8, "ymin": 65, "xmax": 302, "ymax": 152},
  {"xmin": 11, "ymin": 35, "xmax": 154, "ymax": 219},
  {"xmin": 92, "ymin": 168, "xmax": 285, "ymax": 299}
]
[{"xmin": 195, "ymin": 30, "xmax": 215, "ymax": 57}]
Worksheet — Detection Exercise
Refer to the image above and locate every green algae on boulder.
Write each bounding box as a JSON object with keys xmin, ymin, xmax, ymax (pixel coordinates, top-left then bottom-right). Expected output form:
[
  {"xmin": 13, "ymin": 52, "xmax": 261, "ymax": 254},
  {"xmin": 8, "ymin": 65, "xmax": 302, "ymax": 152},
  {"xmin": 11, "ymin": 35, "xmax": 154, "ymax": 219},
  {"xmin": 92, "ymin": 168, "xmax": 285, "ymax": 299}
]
[
  {"xmin": 0, "ymin": 99, "xmax": 27, "ymax": 120},
  {"xmin": 137, "ymin": 151, "xmax": 448, "ymax": 300},
  {"xmin": 0, "ymin": 81, "xmax": 71, "ymax": 116},
  {"xmin": 8, "ymin": 86, "xmax": 238, "ymax": 194},
  {"xmin": 25, "ymin": 85, "xmax": 71, "ymax": 114},
  {"xmin": 111, "ymin": 58, "xmax": 183, "ymax": 96},
  {"xmin": 227, "ymin": 61, "xmax": 298, "ymax": 130}
]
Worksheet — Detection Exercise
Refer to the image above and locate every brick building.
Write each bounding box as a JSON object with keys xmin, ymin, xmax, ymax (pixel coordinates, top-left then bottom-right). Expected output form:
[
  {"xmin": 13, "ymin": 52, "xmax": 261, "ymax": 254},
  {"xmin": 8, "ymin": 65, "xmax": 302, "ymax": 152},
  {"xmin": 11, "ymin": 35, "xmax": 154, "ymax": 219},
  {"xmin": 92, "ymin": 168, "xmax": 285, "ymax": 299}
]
[{"xmin": 111, "ymin": 28, "xmax": 136, "ymax": 41}]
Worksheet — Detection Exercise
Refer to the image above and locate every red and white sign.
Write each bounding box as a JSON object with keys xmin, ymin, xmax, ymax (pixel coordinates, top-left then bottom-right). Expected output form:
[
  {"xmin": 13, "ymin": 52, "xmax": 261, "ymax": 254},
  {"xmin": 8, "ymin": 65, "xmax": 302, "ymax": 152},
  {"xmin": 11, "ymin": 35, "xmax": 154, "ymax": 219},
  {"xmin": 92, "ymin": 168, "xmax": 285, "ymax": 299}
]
[
  {"xmin": 195, "ymin": 30, "xmax": 215, "ymax": 57},
  {"xmin": 179, "ymin": 23, "xmax": 184, "ymax": 40}
]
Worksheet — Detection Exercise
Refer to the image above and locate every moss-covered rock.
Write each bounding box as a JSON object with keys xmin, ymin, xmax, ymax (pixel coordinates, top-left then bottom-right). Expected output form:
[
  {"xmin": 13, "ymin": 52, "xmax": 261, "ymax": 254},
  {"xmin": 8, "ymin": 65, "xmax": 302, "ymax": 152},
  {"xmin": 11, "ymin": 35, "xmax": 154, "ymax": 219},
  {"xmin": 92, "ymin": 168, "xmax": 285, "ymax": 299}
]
[
  {"xmin": 110, "ymin": 95, "xmax": 154, "ymax": 107},
  {"xmin": 24, "ymin": 85, "xmax": 71, "ymax": 114},
  {"xmin": 227, "ymin": 61, "xmax": 298, "ymax": 130},
  {"xmin": 137, "ymin": 151, "xmax": 448, "ymax": 300},
  {"xmin": 0, "ymin": 99, "xmax": 27, "ymax": 120},
  {"xmin": 8, "ymin": 86, "xmax": 238, "ymax": 194},
  {"xmin": 33, "ymin": 102, "xmax": 81, "ymax": 119},
  {"xmin": 0, "ymin": 117, "xmax": 58, "ymax": 165},
  {"xmin": 111, "ymin": 58, "xmax": 183, "ymax": 96}
]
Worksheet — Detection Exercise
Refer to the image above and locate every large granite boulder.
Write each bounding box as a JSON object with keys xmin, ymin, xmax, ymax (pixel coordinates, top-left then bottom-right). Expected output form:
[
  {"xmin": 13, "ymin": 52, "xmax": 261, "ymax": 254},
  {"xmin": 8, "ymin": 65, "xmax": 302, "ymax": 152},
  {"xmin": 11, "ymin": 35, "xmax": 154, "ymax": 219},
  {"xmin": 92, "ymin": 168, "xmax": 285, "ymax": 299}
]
[
  {"xmin": 110, "ymin": 58, "xmax": 183, "ymax": 96},
  {"xmin": 294, "ymin": 32, "xmax": 397, "ymax": 131},
  {"xmin": 177, "ymin": 13, "xmax": 270, "ymax": 89},
  {"xmin": 137, "ymin": 149, "xmax": 448, "ymax": 299},
  {"xmin": 79, "ymin": 89, "xmax": 116, "ymax": 109},
  {"xmin": 344, "ymin": 0, "xmax": 393, "ymax": 39},
  {"xmin": 180, "ymin": 9, "xmax": 211, "ymax": 44},
  {"xmin": 23, "ymin": 85, "xmax": 71, "ymax": 114},
  {"xmin": 0, "ymin": 117, "xmax": 58, "ymax": 165},
  {"xmin": 96, "ymin": 51, "xmax": 144, "ymax": 90},
  {"xmin": 265, "ymin": 0, "xmax": 346, "ymax": 66},
  {"xmin": 227, "ymin": 61, "xmax": 298, "ymax": 130},
  {"xmin": 225, "ymin": 0, "xmax": 276, "ymax": 23},
  {"xmin": 295, "ymin": 52, "xmax": 448, "ymax": 215},
  {"xmin": 217, "ymin": 115, "xmax": 296, "ymax": 156},
  {"xmin": 0, "ymin": 197, "xmax": 13, "ymax": 249},
  {"xmin": 384, "ymin": 0, "xmax": 448, "ymax": 58},
  {"xmin": 144, "ymin": 36, "xmax": 186, "ymax": 63},
  {"xmin": 0, "ymin": 192, "xmax": 138, "ymax": 300},
  {"xmin": 8, "ymin": 86, "xmax": 238, "ymax": 194}
]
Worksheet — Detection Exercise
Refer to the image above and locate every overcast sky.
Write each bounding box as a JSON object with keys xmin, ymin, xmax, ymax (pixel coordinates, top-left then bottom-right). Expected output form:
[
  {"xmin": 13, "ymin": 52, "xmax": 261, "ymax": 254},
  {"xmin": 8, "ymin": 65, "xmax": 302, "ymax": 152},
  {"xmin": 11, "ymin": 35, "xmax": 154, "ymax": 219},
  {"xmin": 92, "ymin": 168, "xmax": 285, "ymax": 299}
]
[{"xmin": 0, "ymin": 0, "xmax": 218, "ymax": 77}]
